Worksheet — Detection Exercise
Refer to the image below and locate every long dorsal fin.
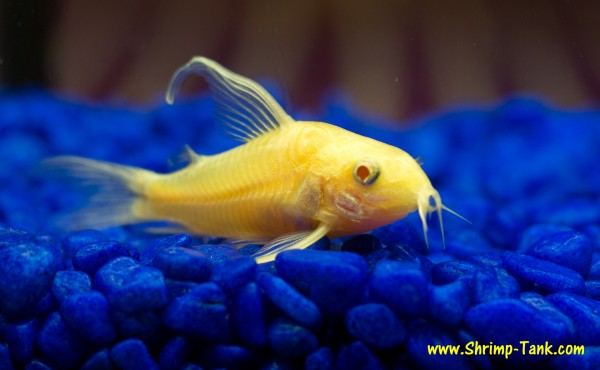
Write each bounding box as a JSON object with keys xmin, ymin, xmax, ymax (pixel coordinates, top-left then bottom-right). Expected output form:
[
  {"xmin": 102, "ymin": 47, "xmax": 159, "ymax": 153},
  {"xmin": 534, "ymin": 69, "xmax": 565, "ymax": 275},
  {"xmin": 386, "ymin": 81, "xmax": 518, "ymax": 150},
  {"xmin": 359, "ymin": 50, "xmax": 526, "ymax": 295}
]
[{"xmin": 166, "ymin": 56, "xmax": 293, "ymax": 141}]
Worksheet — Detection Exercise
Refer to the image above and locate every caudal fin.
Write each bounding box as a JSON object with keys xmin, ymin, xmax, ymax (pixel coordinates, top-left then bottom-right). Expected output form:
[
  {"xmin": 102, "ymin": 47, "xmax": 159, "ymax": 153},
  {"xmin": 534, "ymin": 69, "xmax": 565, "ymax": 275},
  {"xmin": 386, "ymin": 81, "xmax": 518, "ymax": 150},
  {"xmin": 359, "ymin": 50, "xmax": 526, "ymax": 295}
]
[{"xmin": 43, "ymin": 156, "xmax": 157, "ymax": 231}]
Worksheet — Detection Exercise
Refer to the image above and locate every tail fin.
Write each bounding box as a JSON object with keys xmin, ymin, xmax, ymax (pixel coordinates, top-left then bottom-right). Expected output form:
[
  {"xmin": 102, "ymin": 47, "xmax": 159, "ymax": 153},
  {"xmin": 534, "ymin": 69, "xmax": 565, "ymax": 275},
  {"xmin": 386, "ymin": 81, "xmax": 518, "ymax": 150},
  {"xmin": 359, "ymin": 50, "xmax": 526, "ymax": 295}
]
[{"xmin": 43, "ymin": 156, "xmax": 157, "ymax": 230}]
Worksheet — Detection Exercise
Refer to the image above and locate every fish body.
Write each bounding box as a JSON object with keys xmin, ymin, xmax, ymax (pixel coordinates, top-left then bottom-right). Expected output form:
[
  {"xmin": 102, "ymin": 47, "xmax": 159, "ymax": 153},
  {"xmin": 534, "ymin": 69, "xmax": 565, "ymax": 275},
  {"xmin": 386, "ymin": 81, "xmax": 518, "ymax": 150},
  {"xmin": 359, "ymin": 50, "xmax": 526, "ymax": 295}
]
[{"xmin": 48, "ymin": 57, "xmax": 453, "ymax": 263}]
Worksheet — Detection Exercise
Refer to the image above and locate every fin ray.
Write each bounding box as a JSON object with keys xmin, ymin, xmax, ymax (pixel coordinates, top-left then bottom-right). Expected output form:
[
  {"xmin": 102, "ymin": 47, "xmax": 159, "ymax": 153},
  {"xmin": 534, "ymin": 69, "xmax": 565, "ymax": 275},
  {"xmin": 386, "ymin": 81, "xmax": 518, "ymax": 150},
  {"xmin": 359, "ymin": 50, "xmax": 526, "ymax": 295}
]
[
  {"xmin": 42, "ymin": 156, "xmax": 155, "ymax": 231},
  {"xmin": 253, "ymin": 223, "xmax": 331, "ymax": 263},
  {"xmin": 166, "ymin": 56, "xmax": 293, "ymax": 141}
]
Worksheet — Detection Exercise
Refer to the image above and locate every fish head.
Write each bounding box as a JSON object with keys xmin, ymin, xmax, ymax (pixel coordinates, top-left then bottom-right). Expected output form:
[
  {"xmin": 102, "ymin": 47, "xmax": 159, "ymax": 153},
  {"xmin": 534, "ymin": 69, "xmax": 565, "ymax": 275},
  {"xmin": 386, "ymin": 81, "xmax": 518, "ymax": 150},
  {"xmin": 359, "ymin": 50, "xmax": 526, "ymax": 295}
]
[{"xmin": 314, "ymin": 128, "xmax": 444, "ymax": 244}]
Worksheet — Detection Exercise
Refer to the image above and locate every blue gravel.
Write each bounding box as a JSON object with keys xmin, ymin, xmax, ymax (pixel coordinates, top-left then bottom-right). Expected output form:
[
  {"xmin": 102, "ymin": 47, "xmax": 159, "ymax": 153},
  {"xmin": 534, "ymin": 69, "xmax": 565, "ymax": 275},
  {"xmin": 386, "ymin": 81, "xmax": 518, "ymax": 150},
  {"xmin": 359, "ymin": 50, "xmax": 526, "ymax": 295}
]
[
  {"xmin": 111, "ymin": 338, "xmax": 159, "ymax": 370},
  {"xmin": 162, "ymin": 282, "xmax": 230, "ymax": 341},
  {"xmin": 51, "ymin": 270, "xmax": 91, "ymax": 304},
  {"xmin": 368, "ymin": 260, "xmax": 429, "ymax": 318},
  {"xmin": 59, "ymin": 291, "xmax": 116, "ymax": 345},
  {"xmin": 94, "ymin": 257, "xmax": 169, "ymax": 313},
  {"xmin": 268, "ymin": 317, "xmax": 318, "ymax": 359},
  {"xmin": 232, "ymin": 282, "xmax": 268, "ymax": 348},
  {"xmin": 1, "ymin": 89, "xmax": 600, "ymax": 368},
  {"xmin": 345, "ymin": 303, "xmax": 406, "ymax": 349},
  {"xmin": 0, "ymin": 243, "xmax": 59, "ymax": 319},
  {"xmin": 152, "ymin": 246, "xmax": 212, "ymax": 282},
  {"xmin": 255, "ymin": 272, "xmax": 322, "ymax": 328}
]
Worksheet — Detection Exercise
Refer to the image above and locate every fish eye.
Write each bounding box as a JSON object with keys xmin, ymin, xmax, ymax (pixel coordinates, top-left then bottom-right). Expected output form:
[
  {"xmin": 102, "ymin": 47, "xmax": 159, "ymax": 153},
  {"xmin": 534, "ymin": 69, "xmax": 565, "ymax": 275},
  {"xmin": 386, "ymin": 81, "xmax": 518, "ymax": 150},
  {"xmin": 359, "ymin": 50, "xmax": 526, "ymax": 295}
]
[{"xmin": 353, "ymin": 160, "xmax": 379, "ymax": 185}]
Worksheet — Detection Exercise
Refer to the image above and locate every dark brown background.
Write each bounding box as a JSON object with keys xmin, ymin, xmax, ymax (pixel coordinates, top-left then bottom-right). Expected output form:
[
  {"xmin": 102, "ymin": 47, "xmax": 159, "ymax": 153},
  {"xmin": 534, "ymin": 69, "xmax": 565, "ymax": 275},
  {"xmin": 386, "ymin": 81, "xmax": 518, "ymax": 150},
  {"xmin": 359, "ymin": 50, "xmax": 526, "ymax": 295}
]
[{"xmin": 2, "ymin": 0, "xmax": 599, "ymax": 121}]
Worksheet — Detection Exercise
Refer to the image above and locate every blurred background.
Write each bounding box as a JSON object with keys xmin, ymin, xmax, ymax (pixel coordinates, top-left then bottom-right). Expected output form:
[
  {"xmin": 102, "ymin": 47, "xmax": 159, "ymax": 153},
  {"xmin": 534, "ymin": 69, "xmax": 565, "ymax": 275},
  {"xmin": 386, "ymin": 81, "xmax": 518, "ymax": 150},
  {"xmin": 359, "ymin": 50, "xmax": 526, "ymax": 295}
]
[{"xmin": 1, "ymin": 0, "xmax": 599, "ymax": 121}]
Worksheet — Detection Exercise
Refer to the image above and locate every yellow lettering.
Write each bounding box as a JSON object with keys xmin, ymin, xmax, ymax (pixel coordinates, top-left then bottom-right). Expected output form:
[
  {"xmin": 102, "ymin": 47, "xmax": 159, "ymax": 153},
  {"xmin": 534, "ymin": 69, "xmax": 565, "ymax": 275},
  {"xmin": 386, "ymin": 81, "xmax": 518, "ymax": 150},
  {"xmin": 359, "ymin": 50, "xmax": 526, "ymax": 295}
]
[
  {"xmin": 520, "ymin": 340, "xmax": 529, "ymax": 354},
  {"xmin": 464, "ymin": 341, "xmax": 473, "ymax": 355},
  {"xmin": 504, "ymin": 345, "xmax": 513, "ymax": 359}
]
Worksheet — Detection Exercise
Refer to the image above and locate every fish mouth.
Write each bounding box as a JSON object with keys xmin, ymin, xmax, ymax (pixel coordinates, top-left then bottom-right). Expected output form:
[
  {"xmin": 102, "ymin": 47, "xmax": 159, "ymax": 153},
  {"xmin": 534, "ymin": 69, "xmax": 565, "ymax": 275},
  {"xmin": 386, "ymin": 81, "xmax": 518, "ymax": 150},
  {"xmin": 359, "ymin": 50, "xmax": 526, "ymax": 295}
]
[
  {"xmin": 417, "ymin": 188, "xmax": 444, "ymax": 249},
  {"xmin": 416, "ymin": 188, "xmax": 470, "ymax": 250}
]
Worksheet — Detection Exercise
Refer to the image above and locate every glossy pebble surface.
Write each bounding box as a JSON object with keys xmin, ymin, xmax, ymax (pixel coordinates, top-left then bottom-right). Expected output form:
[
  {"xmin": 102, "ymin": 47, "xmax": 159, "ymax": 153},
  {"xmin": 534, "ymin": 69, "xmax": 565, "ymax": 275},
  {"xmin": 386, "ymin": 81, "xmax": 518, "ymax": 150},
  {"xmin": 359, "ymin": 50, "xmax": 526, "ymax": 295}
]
[
  {"xmin": 1, "ymin": 91, "xmax": 600, "ymax": 369},
  {"xmin": 94, "ymin": 257, "xmax": 169, "ymax": 313}
]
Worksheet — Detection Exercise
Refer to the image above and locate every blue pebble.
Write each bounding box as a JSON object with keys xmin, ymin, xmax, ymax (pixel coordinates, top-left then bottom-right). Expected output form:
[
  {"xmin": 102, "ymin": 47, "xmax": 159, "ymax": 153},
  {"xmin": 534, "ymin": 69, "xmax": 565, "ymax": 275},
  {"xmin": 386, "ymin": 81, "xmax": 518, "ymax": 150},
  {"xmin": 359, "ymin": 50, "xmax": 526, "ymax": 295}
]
[
  {"xmin": 307, "ymin": 237, "xmax": 331, "ymax": 251},
  {"xmin": 232, "ymin": 282, "xmax": 268, "ymax": 348},
  {"xmin": 444, "ymin": 230, "xmax": 496, "ymax": 262},
  {"xmin": 276, "ymin": 250, "xmax": 369, "ymax": 314},
  {"xmin": 406, "ymin": 320, "xmax": 471, "ymax": 370},
  {"xmin": 163, "ymin": 282, "xmax": 229, "ymax": 341},
  {"xmin": 0, "ymin": 243, "xmax": 59, "ymax": 318},
  {"xmin": 551, "ymin": 345, "xmax": 600, "ymax": 370},
  {"xmin": 546, "ymin": 292, "xmax": 600, "ymax": 345},
  {"xmin": 305, "ymin": 347, "xmax": 334, "ymax": 370},
  {"xmin": 199, "ymin": 345, "xmax": 256, "ymax": 368},
  {"xmin": 256, "ymin": 260, "xmax": 277, "ymax": 274},
  {"xmin": 159, "ymin": 337, "xmax": 190, "ymax": 370},
  {"xmin": 335, "ymin": 341, "xmax": 386, "ymax": 370},
  {"xmin": 345, "ymin": 303, "xmax": 405, "ymax": 349},
  {"xmin": 152, "ymin": 246, "xmax": 212, "ymax": 282},
  {"xmin": 431, "ymin": 260, "xmax": 477, "ymax": 285},
  {"xmin": 238, "ymin": 244, "xmax": 262, "ymax": 256},
  {"xmin": 468, "ymin": 254, "xmax": 504, "ymax": 269},
  {"xmin": 37, "ymin": 312, "xmax": 88, "ymax": 370},
  {"xmin": 211, "ymin": 255, "xmax": 256, "ymax": 292},
  {"xmin": 3, "ymin": 319, "xmax": 39, "ymax": 364},
  {"xmin": 518, "ymin": 223, "xmax": 573, "ymax": 251},
  {"xmin": 589, "ymin": 260, "xmax": 600, "ymax": 281},
  {"xmin": 371, "ymin": 219, "xmax": 425, "ymax": 251},
  {"xmin": 180, "ymin": 363, "xmax": 203, "ymax": 370},
  {"xmin": 385, "ymin": 244, "xmax": 430, "ymax": 266},
  {"xmin": 24, "ymin": 360, "xmax": 53, "ymax": 370},
  {"xmin": 472, "ymin": 267, "xmax": 520, "ymax": 303},
  {"xmin": 165, "ymin": 279, "xmax": 199, "ymax": 299},
  {"xmin": 585, "ymin": 281, "xmax": 600, "ymax": 301},
  {"xmin": 429, "ymin": 279, "xmax": 472, "ymax": 326},
  {"xmin": 255, "ymin": 272, "xmax": 322, "ymax": 328},
  {"xmin": 369, "ymin": 260, "xmax": 429, "ymax": 318},
  {"xmin": 519, "ymin": 292, "xmax": 575, "ymax": 341},
  {"xmin": 111, "ymin": 339, "xmax": 159, "ymax": 370},
  {"xmin": 456, "ymin": 330, "xmax": 494, "ymax": 370},
  {"xmin": 190, "ymin": 244, "xmax": 240, "ymax": 267},
  {"xmin": 60, "ymin": 291, "xmax": 116, "ymax": 345},
  {"xmin": 526, "ymin": 231, "xmax": 593, "ymax": 278},
  {"xmin": 0, "ymin": 223, "xmax": 32, "ymax": 247},
  {"xmin": 483, "ymin": 207, "xmax": 527, "ymax": 247},
  {"xmin": 534, "ymin": 198, "xmax": 600, "ymax": 227},
  {"xmin": 51, "ymin": 270, "xmax": 92, "ymax": 304},
  {"xmin": 341, "ymin": 234, "xmax": 382, "ymax": 255},
  {"xmin": 111, "ymin": 310, "xmax": 164, "ymax": 349},
  {"xmin": 94, "ymin": 257, "xmax": 169, "ymax": 312},
  {"xmin": 363, "ymin": 248, "xmax": 393, "ymax": 268},
  {"xmin": 0, "ymin": 343, "xmax": 15, "ymax": 370},
  {"xmin": 583, "ymin": 224, "xmax": 600, "ymax": 252},
  {"xmin": 62, "ymin": 230, "xmax": 108, "ymax": 259},
  {"xmin": 268, "ymin": 318, "xmax": 318, "ymax": 359},
  {"xmin": 502, "ymin": 251, "xmax": 585, "ymax": 294},
  {"xmin": 73, "ymin": 240, "xmax": 136, "ymax": 275},
  {"xmin": 150, "ymin": 233, "xmax": 192, "ymax": 249},
  {"xmin": 32, "ymin": 291, "xmax": 57, "ymax": 317},
  {"xmin": 34, "ymin": 233, "xmax": 61, "ymax": 250},
  {"xmin": 465, "ymin": 298, "xmax": 575, "ymax": 346},
  {"xmin": 80, "ymin": 349, "xmax": 113, "ymax": 370}
]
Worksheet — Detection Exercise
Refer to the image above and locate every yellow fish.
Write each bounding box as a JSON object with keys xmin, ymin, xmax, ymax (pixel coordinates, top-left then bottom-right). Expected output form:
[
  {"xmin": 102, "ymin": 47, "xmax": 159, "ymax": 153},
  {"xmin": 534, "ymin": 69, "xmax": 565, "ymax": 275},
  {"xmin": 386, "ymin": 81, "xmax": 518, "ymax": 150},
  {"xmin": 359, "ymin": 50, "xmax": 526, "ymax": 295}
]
[{"xmin": 47, "ymin": 57, "xmax": 459, "ymax": 263}]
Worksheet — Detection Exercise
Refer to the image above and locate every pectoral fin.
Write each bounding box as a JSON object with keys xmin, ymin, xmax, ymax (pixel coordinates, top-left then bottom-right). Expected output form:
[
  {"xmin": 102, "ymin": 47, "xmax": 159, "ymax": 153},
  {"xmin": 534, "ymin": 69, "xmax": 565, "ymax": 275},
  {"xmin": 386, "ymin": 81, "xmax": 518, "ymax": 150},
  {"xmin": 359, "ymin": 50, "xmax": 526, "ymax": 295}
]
[{"xmin": 253, "ymin": 223, "xmax": 331, "ymax": 264}]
